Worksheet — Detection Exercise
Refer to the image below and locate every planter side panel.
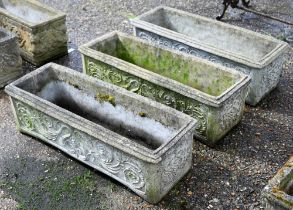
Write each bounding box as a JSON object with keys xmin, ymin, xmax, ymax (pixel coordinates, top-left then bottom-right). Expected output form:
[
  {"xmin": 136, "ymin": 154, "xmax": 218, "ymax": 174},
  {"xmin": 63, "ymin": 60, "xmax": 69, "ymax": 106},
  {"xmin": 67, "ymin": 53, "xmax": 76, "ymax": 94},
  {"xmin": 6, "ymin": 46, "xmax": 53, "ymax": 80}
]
[
  {"xmin": 0, "ymin": 14, "xmax": 68, "ymax": 66},
  {"xmin": 31, "ymin": 18, "xmax": 68, "ymax": 66},
  {"xmin": 0, "ymin": 33, "xmax": 22, "ymax": 87},
  {"xmin": 157, "ymin": 130, "xmax": 193, "ymax": 202},
  {"xmin": 206, "ymin": 87, "xmax": 247, "ymax": 145},
  {"xmin": 134, "ymin": 28, "xmax": 283, "ymax": 106},
  {"xmin": 10, "ymin": 98, "xmax": 149, "ymax": 197},
  {"xmin": 82, "ymin": 55, "xmax": 209, "ymax": 140}
]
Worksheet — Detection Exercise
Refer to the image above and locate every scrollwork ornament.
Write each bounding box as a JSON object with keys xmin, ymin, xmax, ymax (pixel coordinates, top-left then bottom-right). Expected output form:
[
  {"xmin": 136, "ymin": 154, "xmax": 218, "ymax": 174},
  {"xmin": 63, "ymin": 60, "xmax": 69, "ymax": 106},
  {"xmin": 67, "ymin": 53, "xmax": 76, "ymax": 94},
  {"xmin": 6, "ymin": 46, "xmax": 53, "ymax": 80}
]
[
  {"xmin": 16, "ymin": 102, "xmax": 35, "ymax": 131},
  {"xmin": 13, "ymin": 99, "xmax": 146, "ymax": 191},
  {"xmin": 123, "ymin": 162, "xmax": 145, "ymax": 189}
]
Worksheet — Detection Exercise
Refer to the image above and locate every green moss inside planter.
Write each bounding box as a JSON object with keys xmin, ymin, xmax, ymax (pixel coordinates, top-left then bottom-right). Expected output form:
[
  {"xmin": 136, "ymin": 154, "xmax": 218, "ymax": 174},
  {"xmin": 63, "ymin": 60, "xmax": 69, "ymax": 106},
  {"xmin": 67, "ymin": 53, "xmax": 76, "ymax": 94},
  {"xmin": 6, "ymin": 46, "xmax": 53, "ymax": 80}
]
[{"xmin": 92, "ymin": 35, "xmax": 239, "ymax": 97}]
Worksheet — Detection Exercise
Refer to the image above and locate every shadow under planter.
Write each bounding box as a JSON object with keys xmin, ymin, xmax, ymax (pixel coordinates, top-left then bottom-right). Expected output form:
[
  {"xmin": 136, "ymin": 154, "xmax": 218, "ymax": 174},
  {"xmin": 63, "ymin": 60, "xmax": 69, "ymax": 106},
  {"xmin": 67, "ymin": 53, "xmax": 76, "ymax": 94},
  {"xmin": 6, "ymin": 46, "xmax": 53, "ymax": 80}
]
[
  {"xmin": 130, "ymin": 6, "xmax": 289, "ymax": 106},
  {"xmin": 5, "ymin": 63, "xmax": 196, "ymax": 204},
  {"xmin": 79, "ymin": 31, "xmax": 251, "ymax": 146},
  {"xmin": 263, "ymin": 155, "xmax": 293, "ymax": 210},
  {"xmin": 0, "ymin": 0, "xmax": 68, "ymax": 66},
  {"xmin": 0, "ymin": 28, "xmax": 22, "ymax": 88}
]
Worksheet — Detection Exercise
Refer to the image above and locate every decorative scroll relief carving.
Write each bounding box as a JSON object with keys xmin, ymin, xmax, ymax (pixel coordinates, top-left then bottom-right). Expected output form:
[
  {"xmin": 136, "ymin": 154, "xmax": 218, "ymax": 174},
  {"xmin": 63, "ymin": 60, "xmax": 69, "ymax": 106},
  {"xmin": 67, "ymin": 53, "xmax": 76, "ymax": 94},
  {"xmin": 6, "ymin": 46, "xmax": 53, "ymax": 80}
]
[
  {"xmin": 13, "ymin": 100, "xmax": 146, "ymax": 192},
  {"xmin": 160, "ymin": 133, "xmax": 192, "ymax": 190},
  {"xmin": 0, "ymin": 16, "xmax": 67, "ymax": 57},
  {"xmin": 86, "ymin": 58, "xmax": 208, "ymax": 137},
  {"xmin": 0, "ymin": 16, "xmax": 31, "ymax": 50}
]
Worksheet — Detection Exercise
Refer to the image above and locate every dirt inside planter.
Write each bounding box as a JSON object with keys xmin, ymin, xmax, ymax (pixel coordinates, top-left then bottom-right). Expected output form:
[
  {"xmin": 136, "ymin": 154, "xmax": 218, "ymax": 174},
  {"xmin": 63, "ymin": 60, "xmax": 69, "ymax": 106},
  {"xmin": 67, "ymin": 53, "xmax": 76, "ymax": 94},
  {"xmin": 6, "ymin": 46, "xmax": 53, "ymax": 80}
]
[
  {"xmin": 139, "ymin": 8, "xmax": 279, "ymax": 62},
  {"xmin": 92, "ymin": 34, "xmax": 240, "ymax": 97},
  {"xmin": 0, "ymin": 0, "xmax": 55, "ymax": 24},
  {"xmin": 33, "ymin": 80, "xmax": 176, "ymax": 150}
]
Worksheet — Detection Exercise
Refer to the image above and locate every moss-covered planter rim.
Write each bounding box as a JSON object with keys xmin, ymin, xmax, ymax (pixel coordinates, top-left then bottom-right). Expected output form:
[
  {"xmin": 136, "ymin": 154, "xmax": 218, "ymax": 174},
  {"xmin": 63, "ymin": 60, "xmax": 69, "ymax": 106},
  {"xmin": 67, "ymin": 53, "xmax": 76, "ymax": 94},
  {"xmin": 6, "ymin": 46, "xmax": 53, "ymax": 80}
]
[{"xmin": 79, "ymin": 31, "xmax": 250, "ymax": 108}]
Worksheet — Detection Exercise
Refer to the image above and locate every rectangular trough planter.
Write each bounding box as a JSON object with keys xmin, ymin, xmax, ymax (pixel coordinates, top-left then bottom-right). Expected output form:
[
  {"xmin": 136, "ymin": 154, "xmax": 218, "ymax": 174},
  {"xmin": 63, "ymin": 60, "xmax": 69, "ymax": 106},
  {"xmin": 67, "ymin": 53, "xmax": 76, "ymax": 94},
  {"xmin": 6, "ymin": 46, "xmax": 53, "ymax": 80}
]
[
  {"xmin": 5, "ymin": 63, "xmax": 196, "ymax": 204},
  {"xmin": 130, "ymin": 6, "xmax": 289, "ymax": 106},
  {"xmin": 0, "ymin": 28, "xmax": 22, "ymax": 88},
  {"xmin": 79, "ymin": 31, "xmax": 251, "ymax": 146},
  {"xmin": 0, "ymin": 0, "xmax": 68, "ymax": 66},
  {"xmin": 262, "ymin": 155, "xmax": 293, "ymax": 209}
]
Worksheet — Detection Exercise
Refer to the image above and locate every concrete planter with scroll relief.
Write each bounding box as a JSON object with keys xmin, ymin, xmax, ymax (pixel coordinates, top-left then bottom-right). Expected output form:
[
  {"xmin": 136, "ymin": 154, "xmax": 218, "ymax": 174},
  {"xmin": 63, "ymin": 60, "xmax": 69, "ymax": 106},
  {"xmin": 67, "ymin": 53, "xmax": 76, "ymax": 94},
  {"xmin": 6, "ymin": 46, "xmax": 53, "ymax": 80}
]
[
  {"xmin": 262, "ymin": 155, "xmax": 293, "ymax": 210},
  {"xmin": 0, "ymin": 0, "xmax": 68, "ymax": 66},
  {"xmin": 0, "ymin": 28, "xmax": 22, "ymax": 88},
  {"xmin": 5, "ymin": 63, "xmax": 196, "ymax": 204},
  {"xmin": 79, "ymin": 31, "xmax": 251, "ymax": 146},
  {"xmin": 130, "ymin": 6, "xmax": 289, "ymax": 106}
]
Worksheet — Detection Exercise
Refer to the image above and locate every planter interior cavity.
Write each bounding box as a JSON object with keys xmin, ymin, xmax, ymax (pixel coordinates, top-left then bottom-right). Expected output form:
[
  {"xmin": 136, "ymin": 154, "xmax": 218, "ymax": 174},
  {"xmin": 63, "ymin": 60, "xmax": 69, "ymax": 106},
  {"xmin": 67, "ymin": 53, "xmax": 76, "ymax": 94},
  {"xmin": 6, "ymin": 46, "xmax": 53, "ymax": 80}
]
[
  {"xmin": 79, "ymin": 32, "xmax": 251, "ymax": 146},
  {"xmin": 91, "ymin": 33, "xmax": 240, "ymax": 97},
  {"xmin": 0, "ymin": 0, "xmax": 68, "ymax": 66},
  {"xmin": 0, "ymin": 0, "xmax": 54, "ymax": 24},
  {"xmin": 36, "ymin": 81, "xmax": 175, "ymax": 150},
  {"xmin": 6, "ymin": 63, "xmax": 196, "ymax": 203},
  {"xmin": 136, "ymin": 7, "xmax": 278, "ymax": 63},
  {"xmin": 130, "ymin": 6, "xmax": 288, "ymax": 106}
]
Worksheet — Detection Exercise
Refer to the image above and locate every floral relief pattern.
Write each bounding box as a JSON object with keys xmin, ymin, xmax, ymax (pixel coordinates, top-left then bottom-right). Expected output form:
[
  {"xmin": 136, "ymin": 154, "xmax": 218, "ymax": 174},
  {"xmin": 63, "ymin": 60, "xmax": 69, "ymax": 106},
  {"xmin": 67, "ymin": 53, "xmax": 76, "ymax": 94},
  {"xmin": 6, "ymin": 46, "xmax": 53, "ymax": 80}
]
[
  {"xmin": 14, "ymin": 100, "xmax": 146, "ymax": 192},
  {"xmin": 86, "ymin": 58, "xmax": 207, "ymax": 137}
]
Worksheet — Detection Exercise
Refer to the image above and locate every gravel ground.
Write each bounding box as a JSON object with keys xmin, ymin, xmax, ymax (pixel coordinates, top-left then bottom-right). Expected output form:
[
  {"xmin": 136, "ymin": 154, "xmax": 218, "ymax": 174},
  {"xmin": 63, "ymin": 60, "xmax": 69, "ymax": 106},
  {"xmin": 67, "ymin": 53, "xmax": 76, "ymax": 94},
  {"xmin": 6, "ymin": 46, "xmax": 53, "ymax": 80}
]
[{"xmin": 0, "ymin": 0, "xmax": 292, "ymax": 209}]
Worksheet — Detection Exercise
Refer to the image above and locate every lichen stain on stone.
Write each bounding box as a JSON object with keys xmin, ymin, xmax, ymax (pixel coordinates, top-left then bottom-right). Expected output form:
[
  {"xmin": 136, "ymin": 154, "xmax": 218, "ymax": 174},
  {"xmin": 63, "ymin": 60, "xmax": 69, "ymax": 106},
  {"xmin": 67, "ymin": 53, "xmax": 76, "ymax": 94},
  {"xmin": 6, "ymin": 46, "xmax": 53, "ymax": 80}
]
[{"xmin": 95, "ymin": 93, "xmax": 116, "ymax": 106}]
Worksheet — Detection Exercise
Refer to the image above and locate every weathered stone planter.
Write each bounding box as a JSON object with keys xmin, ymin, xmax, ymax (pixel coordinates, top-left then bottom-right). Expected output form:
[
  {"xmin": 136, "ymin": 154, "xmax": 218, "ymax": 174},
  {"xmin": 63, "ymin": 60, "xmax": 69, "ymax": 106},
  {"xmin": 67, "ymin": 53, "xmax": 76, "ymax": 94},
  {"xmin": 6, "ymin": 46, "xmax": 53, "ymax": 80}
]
[
  {"xmin": 79, "ymin": 32, "xmax": 251, "ymax": 146},
  {"xmin": 5, "ymin": 63, "xmax": 196, "ymax": 204},
  {"xmin": 263, "ymin": 156, "xmax": 293, "ymax": 209},
  {"xmin": 0, "ymin": 0, "xmax": 68, "ymax": 66},
  {"xmin": 130, "ymin": 6, "xmax": 289, "ymax": 106},
  {"xmin": 0, "ymin": 28, "xmax": 22, "ymax": 88}
]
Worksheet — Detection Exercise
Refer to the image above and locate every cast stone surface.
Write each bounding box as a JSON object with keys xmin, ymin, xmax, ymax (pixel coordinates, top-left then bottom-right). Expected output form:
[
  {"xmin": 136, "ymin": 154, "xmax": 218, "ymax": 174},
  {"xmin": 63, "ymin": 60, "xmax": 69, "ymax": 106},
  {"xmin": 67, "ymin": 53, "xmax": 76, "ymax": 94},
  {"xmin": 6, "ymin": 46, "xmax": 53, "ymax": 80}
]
[
  {"xmin": 0, "ymin": 0, "xmax": 68, "ymax": 66},
  {"xmin": 130, "ymin": 6, "xmax": 289, "ymax": 105},
  {"xmin": 0, "ymin": 27, "xmax": 22, "ymax": 88},
  {"xmin": 5, "ymin": 63, "xmax": 196, "ymax": 204}
]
